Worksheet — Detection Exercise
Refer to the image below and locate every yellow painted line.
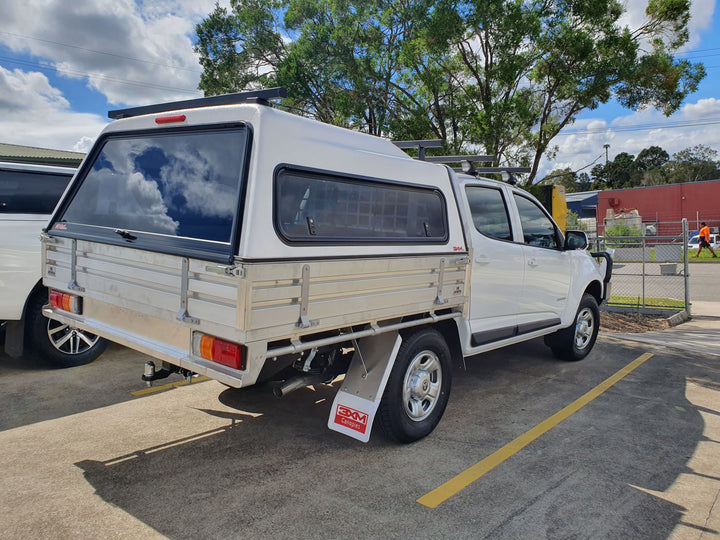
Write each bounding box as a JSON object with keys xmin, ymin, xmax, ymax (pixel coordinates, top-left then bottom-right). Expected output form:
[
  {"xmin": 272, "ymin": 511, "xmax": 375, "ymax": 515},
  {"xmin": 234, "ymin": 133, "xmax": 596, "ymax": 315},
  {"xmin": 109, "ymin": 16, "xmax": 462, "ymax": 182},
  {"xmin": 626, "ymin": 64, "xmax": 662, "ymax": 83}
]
[
  {"xmin": 417, "ymin": 352, "xmax": 655, "ymax": 508},
  {"xmin": 131, "ymin": 376, "xmax": 210, "ymax": 397}
]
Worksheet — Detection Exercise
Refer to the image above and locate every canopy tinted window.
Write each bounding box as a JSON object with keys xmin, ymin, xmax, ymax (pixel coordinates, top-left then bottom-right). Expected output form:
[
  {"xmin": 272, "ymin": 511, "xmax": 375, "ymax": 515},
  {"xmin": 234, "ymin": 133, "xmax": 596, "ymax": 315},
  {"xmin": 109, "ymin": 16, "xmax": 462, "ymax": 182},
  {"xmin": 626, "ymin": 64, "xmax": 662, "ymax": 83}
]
[
  {"xmin": 59, "ymin": 127, "xmax": 248, "ymax": 244},
  {"xmin": 275, "ymin": 168, "xmax": 447, "ymax": 243}
]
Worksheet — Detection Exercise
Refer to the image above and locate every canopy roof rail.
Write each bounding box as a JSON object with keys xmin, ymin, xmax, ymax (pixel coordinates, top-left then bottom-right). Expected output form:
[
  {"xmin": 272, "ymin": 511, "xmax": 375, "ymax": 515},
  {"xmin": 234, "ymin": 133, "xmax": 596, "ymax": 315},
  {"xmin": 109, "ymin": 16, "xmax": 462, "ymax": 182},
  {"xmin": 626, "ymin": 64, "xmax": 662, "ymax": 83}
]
[
  {"xmin": 392, "ymin": 139, "xmax": 497, "ymax": 163},
  {"xmin": 424, "ymin": 155, "xmax": 496, "ymax": 164},
  {"xmin": 108, "ymin": 87, "xmax": 288, "ymax": 120},
  {"xmin": 470, "ymin": 167, "xmax": 531, "ymax": 174},
  {"xmin": 455, "ymin": 165, "xmax": 532, "ymax": 185},
  {"xmin": 392, "ymin": 139, "xmax": 444, "ymax": 160}
]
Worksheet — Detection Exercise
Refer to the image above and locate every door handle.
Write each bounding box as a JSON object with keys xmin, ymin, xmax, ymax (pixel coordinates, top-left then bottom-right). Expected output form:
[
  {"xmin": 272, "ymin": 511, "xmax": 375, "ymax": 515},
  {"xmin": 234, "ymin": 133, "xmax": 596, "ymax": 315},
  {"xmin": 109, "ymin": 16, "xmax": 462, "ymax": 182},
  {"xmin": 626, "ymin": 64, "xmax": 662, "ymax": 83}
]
[
  {"xmin": 527, "ymin": 258, "xmax": 539, "ymax": 267},
  {"xmin": 474, "ymin": 256, "xmax": 490, "ymax": 264}
]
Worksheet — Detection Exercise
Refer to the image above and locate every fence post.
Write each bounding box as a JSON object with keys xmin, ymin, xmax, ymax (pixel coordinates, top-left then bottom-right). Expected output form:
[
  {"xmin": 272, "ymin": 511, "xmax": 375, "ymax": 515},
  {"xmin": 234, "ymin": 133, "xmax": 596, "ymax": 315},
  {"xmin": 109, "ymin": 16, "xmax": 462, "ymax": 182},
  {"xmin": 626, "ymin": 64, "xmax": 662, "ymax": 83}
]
[
  {"xmin": 641, "ymin": 236, "xmax": 646, "ymax": 308},
  {"xmin": 683, "ymin": 218, "xmax": 690, "ymax": 316}
]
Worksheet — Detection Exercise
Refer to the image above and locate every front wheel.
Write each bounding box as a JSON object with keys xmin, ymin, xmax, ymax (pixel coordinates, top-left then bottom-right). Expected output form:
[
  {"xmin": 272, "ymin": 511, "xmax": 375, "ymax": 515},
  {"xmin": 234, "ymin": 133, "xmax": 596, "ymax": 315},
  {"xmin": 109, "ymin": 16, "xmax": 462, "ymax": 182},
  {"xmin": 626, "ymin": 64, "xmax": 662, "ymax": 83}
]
[
  {"xmin": 547, "ymin": 293, "xmax": 599, "ymax": 361},
  {"xmin": 378, "ymin": 328, "xmax": 452, "ymax": 443},
  {"xmin": 25, "ymin": 289, "xmax": 109, "ymax": 368}
]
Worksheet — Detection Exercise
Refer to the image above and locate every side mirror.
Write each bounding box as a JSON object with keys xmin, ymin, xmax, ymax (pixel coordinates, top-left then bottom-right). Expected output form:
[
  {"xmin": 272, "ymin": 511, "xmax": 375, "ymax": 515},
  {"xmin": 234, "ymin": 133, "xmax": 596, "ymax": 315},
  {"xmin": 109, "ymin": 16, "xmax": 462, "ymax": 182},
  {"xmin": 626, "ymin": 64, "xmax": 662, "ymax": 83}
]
[{"xmin": 564, "ymin": 230, "xmax": 588, "ymax": 251}]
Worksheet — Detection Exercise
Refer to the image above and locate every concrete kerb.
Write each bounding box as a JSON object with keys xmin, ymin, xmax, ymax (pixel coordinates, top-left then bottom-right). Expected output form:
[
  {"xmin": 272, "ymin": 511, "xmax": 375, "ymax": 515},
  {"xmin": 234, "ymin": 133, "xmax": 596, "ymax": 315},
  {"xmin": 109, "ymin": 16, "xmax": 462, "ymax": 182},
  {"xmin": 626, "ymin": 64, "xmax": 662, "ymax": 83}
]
[
  {"xmin": 603, "ymin": 311, "xmax": 720, "ymax": 358},
  {"xmin": 667, "ymin": 310, "xmax": 690, "ymax": 327}
]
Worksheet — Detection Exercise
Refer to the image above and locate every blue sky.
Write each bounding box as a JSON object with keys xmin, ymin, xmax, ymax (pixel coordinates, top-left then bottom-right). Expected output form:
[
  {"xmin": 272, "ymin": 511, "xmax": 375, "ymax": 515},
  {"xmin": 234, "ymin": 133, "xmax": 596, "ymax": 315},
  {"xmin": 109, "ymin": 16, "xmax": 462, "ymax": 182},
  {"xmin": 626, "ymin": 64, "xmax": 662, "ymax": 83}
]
[{"xmin": 0, "ymin": 0, "xmax": 718, "ymax": 180}]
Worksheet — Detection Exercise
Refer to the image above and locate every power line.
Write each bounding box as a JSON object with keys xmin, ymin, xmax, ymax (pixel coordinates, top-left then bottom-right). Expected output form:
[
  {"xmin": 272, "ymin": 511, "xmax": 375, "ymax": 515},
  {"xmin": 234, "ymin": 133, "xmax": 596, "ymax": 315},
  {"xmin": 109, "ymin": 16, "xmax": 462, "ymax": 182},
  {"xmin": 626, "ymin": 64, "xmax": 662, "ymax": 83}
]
[
  {"xmin": 558, "ymin": 118, "xmax": 720, "ymax": 136},
  {"xmin": 0, "ymin": 30, "xmax": 202, "ymax": 73},
  {"xmin": 541, "ymin": 152, "xmax": 605, "ymax": 182},
  {"xmin": 0, "ymin": 55, "xmax": 202, "ymax": 95}
]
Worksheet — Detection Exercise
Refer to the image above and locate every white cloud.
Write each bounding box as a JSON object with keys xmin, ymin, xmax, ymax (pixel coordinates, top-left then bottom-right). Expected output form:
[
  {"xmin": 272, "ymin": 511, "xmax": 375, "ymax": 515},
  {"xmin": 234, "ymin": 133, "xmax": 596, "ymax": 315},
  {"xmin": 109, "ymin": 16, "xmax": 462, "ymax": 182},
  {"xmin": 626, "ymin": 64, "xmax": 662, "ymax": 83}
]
[
  {"xmin": 541, "ymin": 99, "xmax": 720, "ymax": 178},
  {"xmin": 0, "ymin": 0, "xmax": 233, "ymax": 151},
  {"xmin": 681, "ymin": 98, "xmax": 720, "ymax": 119},
  {"xmin": 0, "ymin": 0, "xmax": 226, "ymax": 106},
  {"xmin": 0, "ymin": 66, "xmax": 107, "ymax": 151}
]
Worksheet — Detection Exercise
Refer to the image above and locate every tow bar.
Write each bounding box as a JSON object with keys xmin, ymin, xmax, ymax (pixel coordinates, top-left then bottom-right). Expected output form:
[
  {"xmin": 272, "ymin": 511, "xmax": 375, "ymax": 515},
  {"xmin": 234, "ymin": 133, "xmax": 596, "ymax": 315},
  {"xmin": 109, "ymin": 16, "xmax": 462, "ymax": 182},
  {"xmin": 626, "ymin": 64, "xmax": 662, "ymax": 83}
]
[{"xmin": 142, "ymin": 361, "xmax": 196, "ymax": 387}]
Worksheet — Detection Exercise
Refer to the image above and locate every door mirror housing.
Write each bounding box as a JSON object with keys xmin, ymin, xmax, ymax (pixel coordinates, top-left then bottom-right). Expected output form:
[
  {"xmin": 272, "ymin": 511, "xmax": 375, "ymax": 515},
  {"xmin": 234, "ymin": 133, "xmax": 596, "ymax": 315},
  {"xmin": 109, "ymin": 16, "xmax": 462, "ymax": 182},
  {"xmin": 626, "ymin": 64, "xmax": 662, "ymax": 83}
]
[{"xmin": 564, "ymin": 230, "xmax": 588, "ymax": 251}]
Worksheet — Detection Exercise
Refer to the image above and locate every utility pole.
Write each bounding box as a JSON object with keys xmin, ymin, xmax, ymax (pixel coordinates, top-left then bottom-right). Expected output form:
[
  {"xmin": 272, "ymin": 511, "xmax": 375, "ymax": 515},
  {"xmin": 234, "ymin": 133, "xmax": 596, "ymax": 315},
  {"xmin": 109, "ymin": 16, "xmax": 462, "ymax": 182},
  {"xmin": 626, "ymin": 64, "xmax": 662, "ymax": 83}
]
[{"xmin": 603, "ymin": 144, "xmax": 610, "ymax": 167}]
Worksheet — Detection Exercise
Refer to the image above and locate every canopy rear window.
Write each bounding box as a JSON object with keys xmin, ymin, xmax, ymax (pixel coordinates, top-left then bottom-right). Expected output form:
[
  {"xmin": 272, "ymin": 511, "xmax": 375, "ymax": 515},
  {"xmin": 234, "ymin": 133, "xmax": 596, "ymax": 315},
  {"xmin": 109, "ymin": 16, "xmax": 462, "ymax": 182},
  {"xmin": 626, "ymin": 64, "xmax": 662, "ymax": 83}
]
[{"xmin": 52, "ymin": 125, "xmax": 249, "ymax": 261}]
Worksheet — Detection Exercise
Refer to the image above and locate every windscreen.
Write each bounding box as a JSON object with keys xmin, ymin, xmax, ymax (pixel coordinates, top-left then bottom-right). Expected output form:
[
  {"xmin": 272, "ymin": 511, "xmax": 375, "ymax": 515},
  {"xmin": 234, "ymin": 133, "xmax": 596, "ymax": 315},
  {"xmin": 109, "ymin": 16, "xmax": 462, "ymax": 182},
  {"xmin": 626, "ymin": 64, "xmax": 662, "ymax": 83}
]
[{"xmin": 58, "ymin": 126, "xmax": 248, "ymax": 244}]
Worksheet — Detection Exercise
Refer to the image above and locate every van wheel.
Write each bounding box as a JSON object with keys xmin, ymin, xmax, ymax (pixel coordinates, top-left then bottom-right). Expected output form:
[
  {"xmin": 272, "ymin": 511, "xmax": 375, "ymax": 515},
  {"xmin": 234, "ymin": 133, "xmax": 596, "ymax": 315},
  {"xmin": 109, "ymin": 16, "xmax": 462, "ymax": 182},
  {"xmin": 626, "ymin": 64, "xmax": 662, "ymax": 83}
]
[
  {"xmin": 378, "ymin": 328, "xmax": 452, "ymax": 443},
  {"xmin": 548, "ymin": 294, "xmax": 599, "ymax": 361},
  {"xmin": 25, "ymin": 289, "xmax": 109, "ymax": 368}
]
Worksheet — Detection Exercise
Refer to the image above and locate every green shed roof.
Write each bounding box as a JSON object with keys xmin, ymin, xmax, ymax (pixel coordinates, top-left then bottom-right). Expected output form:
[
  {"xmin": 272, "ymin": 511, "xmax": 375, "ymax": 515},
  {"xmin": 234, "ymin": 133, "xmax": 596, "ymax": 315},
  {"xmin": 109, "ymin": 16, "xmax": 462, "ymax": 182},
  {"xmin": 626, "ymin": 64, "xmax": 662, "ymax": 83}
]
[{"xmin": 0, "ymin": 142, "xmax": 85, "ymax": 167}]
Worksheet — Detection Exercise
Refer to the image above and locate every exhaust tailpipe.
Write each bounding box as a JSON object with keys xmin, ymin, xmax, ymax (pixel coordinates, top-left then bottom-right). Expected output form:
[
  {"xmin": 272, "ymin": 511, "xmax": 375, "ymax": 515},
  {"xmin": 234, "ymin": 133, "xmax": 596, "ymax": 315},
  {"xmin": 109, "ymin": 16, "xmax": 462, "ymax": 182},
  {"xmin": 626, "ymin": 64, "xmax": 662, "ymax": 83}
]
[{"xmin": 273, "ymin": 373, "xmax": 326, "ymax": 398}]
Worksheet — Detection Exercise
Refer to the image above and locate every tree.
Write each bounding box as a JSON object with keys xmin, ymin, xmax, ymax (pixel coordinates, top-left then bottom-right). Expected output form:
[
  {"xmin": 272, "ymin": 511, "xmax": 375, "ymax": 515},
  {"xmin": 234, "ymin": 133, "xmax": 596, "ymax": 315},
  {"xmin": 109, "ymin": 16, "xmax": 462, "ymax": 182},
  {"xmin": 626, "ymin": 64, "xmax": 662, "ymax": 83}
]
[
  {"xmin": 635, "ymin": 145, "xmax": 668, "ymax": 185},
  {"xmin": 576, "ymin": 172, "xmax": 593, "ymax": 192},
  {"xmin": 195, "ymin": 0, "xmax": 704, "ymax": 182},
  {"xmin": 635, "ymin": 146, "xmax": 669, "ymax": 171},
  {"xmin": 605, "ymin": 152, "xmax": 638, "ymax": 189},
  {"xmin": 664, "ymin": 144, "xmax": 720, "ymax": 183},
  {"xmin": 539, "ymin": 167, "xmax": 578, "ymax": 192}
]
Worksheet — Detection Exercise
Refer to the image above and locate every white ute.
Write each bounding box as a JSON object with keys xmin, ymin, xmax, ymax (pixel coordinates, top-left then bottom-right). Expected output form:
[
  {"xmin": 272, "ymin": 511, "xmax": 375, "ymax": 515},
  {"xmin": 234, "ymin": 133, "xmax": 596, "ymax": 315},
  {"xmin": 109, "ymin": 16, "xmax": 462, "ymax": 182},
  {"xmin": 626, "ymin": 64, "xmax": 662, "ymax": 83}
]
[{"xmin": 42, "ymin": 89, "xmax": 611, "ymax": 442}]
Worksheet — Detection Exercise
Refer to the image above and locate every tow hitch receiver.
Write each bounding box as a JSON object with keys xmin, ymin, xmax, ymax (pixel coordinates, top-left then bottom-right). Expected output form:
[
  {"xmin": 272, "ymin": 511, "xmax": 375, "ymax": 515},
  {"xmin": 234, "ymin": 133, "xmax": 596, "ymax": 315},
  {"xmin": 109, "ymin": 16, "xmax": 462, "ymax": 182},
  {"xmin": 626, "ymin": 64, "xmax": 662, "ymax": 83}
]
[{"xmin": 142, "ymin": 361, "xmax": 195, "ymax": 387}]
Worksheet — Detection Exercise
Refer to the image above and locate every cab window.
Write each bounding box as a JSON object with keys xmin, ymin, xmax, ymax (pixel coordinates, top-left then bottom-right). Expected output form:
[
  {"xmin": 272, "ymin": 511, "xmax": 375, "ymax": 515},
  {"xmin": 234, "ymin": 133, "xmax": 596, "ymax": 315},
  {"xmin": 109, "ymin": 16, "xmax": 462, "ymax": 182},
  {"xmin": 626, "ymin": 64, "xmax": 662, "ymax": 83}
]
[
  {"xmin": 513, "ymin": 193, "xmax": 560, "ymax": 249},
  {"xmin": 465, "ymin": 185, "xmax": 512, "ymax": 241}
]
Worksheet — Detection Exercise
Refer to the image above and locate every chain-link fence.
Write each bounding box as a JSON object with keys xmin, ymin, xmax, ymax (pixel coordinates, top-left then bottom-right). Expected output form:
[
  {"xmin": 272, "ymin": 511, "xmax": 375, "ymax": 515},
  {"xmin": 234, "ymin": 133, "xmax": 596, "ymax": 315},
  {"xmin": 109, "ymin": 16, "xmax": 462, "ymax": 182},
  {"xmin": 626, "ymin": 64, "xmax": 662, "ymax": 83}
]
[{"xmin": 593, "ymin": 219, "xmax": 690, "ymax": 314}]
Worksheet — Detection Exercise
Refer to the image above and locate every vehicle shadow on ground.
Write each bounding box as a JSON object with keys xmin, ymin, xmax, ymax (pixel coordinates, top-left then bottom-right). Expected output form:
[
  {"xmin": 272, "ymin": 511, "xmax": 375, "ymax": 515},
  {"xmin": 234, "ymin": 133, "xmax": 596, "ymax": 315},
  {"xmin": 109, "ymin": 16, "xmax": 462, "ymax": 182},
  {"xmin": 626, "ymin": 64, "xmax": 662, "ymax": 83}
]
[
  {"xmin": 0, "ymin": 343, "xmax": 152, "ymax": 431},
  {"xmin": 73, "ymin": 338, "xmax": 716, "ymax": 539}
]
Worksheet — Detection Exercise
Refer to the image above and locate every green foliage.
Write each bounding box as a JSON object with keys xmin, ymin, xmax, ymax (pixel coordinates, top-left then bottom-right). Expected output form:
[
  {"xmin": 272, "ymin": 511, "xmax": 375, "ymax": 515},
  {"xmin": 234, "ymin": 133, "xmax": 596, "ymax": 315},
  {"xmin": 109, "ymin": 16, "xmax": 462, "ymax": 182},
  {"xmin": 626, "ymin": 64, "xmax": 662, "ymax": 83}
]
[
  {"xmin": 605, "ymin": 223, "xmax": 641, "ymax": 237},
  {"xmin": 590, "ymin": 143, "xmax": 720, "ymax": 188},
  {"xmin": 194, "ymin": 0, "xmax": 704, "ymax": 181},
  {"xmin": 566, "ymin": 209, "xmax": 586, "ymax": 231},
  {"xmin": 665, "ymin": 145, "xmax": 720, "ymax": 183}
]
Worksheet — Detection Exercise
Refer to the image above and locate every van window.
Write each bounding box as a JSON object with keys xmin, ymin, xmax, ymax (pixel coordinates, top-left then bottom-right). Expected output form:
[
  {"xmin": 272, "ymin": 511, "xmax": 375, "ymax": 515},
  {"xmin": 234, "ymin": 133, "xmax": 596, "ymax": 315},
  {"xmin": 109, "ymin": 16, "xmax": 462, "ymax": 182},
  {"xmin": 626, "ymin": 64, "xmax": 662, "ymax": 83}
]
[
  {"xmin": 275, "ymin": 168, "xmax": 447, "ymax": 243},
  {"xmin": 0, "ymin": 169, "xmax": 72, "ymax": 214},
  {"xmin": 57, "ymin": 126, "xmax": 248, "ymax": 244}
]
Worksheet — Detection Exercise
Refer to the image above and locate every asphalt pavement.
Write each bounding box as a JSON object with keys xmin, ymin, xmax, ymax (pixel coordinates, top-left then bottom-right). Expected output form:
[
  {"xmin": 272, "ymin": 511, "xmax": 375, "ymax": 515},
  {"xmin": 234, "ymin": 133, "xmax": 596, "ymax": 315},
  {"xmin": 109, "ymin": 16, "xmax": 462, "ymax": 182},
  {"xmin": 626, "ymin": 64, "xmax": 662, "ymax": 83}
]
[
  {"xmin": 1, "ymin": 262, "xmax": 718, "ymax": 538},
  {"xmin": 601, "ymin": 287, "xmax": 720, "ymax": 538}
]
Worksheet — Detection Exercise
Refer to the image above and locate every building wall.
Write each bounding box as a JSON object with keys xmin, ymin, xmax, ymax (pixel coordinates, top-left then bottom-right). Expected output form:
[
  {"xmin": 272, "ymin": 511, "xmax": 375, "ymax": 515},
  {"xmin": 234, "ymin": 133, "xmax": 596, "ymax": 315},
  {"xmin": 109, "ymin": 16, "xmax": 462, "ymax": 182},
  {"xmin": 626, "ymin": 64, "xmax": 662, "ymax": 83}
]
[{"xmin": 597, "ymin": 179, "xmax": 720, "ymax": 235}]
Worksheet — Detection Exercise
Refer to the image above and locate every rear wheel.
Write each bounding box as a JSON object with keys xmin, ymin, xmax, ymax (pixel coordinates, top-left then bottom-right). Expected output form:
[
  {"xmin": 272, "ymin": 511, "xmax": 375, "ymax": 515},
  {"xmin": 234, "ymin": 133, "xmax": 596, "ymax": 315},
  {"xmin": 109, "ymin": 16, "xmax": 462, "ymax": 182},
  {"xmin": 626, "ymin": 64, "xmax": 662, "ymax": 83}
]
[
  {"xmin": 547, "ymin": 293, "xmax": 599, "ymax": 361},
  {"xmin": 378, "ymin": 328, "xmax": 452, "ymax": 443},
  {"xmin": 25, "ymin": 289, "xmax": 109, "ymax": 368}
]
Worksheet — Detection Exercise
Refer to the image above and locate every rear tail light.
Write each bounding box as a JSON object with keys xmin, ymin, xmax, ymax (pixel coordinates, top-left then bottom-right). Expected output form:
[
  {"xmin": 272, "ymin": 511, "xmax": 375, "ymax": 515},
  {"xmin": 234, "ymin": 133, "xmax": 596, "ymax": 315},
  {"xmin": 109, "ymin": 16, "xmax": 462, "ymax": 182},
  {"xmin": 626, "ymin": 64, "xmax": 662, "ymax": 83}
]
[
  {"xmin": 193, "ymin": 333, "xmax": 245, "ymax": 370},
  {"xmin": 49, "ymin": 289, "xmax": 82, "ymax": 314}
]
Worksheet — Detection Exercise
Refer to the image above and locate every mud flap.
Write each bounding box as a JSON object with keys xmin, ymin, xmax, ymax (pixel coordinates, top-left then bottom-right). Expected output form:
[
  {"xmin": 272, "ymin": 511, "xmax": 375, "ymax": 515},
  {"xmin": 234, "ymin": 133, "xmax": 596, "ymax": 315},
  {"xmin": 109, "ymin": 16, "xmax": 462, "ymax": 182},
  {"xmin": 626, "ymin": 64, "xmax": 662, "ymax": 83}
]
[
  {"xmin": 328, "ymin": 331, "xmax": 402, "ymax": 442},
  {"xmin": 4, "ymin": 320, "xmax": 24, "ymax": 358}
]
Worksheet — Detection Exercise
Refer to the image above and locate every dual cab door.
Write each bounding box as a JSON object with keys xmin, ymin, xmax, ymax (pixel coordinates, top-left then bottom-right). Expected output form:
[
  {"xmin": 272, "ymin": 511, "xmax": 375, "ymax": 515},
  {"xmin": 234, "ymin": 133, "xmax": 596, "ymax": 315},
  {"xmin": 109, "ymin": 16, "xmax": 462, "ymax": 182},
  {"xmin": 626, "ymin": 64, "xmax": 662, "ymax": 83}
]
[{"xmin": 464, "ymin": 183, "xmax": 572, "ymax": 347}]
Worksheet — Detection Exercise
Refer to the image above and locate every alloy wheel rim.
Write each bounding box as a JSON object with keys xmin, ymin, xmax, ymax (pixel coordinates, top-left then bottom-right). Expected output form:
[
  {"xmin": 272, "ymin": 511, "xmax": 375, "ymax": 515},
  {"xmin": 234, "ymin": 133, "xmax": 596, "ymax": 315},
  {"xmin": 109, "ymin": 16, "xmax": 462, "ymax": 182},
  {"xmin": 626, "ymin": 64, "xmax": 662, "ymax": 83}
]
[{"xmin": 47, "ymin": 320, "xmax": 100, "ymax": 355}]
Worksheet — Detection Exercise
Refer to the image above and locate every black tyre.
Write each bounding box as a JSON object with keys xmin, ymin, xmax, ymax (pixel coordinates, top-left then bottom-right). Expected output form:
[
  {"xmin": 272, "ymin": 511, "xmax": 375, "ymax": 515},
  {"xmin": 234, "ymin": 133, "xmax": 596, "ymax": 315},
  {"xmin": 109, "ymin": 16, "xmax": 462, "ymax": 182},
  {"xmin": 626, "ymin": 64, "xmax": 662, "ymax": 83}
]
[
  {"xmin": 25, "ymin": 289, "xmax": 109, "ymax": 368},
  {"xmin": 378, "ymin": 328, "xmax": 452, "ymax": 443},
  {"xmin": 547, "ymin": 293, "xmax": 599, "ymax": 361}
]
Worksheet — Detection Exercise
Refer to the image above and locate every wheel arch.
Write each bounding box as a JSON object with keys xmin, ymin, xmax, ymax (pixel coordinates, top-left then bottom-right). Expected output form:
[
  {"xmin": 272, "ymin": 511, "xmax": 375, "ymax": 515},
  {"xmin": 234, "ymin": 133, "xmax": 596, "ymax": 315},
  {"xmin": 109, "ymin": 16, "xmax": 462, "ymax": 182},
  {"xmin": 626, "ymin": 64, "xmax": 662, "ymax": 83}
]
[
  {"xmin": 585, "ymin": 279, "xmax": 603, "ymax": 305},
  {"xmin": 398, "ymin": 316, "xmax": 462, "ymax": 367},
  {"xmin": 22, "ymin": 280, "xmax": 47, "ymax": 322}
]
